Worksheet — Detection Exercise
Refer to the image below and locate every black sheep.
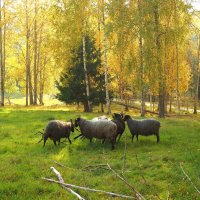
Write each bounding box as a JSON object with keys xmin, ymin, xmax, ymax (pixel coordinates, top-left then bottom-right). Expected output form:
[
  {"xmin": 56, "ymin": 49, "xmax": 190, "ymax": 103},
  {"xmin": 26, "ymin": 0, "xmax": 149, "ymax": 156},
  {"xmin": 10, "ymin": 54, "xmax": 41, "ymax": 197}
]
[{"xmin": 112, "ymin": 113, "xmax": 126, "ymax": 142}]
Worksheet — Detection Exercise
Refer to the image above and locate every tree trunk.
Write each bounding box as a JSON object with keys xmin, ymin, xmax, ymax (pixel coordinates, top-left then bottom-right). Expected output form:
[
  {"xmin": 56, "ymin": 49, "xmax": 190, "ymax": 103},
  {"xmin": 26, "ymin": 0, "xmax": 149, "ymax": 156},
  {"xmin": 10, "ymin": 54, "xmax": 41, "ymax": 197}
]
[
  {"xmin": 0, "ymin": 0, "xmax": 5, "ymax": 106},
  {"xmin": 194, "ymin": 34, "xmax": 200, "ymax": 114},
  {"xmin": 3, "ymin": 0, "xmax": 5, "ymax": 104},
  {"xmin": 82, "ymin": 36, "xmax": 92, "ymax": 112},
  {"xmin": 150, "ymin": 94, "xmax": 153, "ymax": 111},
  {"xmin": 100, "ymin": 103, "xmax": 104, "ymax": 113},
  {"xmin": 102, "ymin": 0, "xmax": 111, "ymax": 114},
  {"xmin": 138, "ymin": 0, "xmax": 145, "ymax": 117},
  {"xmin": 175, "ymin": 41, "xmax": 180, "ymax": 113},
  {"xmin": 154, "ymin": 4, "xmax": 165, "ymax": 118},
  {"xmin": 33, "ymin": 0, "xmax": 38, "ymax": 105},
  {"xmin": 174, "ymin": 2, "xmax": 180, "ymax": 113},
  {"xmin": 153, "ymin": 97, "xmax": 155, "ymax": 112},
  {"xmin": 83, "ymin": 101, "xmax": 89, "ymax": 112},
  {"xmin": 7, "ymin": 96, "xmax": 11, "ymax": 105},
  {"xmin": 25, "ymin": 0, "xmax": 29, "ymax": 106},
  {"xmin": 29, "ymin": 71, "xmax": 34, "ymax": 105},
  {"xmin": 169, "ymin": 95, "xmax": 172, "ymax": 112},
  {"xmin": 39, "ymin": 57, "xmax": 45, "ymax": 105},
  {"xmin": 139, "ymin": 34, "xmax": 145, "ymax": 116},
  {"xmin": 39, "ymin": 71, "xmax": 44, "ymax": 105}
]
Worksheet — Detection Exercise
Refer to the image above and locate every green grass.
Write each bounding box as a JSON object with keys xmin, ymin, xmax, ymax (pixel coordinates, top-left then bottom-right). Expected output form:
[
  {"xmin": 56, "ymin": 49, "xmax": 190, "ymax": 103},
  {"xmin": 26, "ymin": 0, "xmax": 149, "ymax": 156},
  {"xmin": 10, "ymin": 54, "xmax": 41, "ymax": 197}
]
[{"xmin": 0, "ymin": 108, "xmax": 200, "ymax": 200}]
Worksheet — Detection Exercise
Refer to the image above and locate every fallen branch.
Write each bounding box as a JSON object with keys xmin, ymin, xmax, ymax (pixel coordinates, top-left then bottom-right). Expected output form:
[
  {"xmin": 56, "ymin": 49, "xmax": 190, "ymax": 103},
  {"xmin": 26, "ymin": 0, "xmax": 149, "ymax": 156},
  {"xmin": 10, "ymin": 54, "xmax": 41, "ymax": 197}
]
[
  {"xmin": 107, "ymin": 163, "xmax": 146, "ymax": 200},
  {"xmin": 50, "ymin": 167, "xmax": 85, "ymax": 200},
  {"xmin": 42, "ymin": 177, "xmax": 136, "ymax": 199},
  {"xmin": 180, "ymin": 163, "xmax": 200, "ymax": 195}
]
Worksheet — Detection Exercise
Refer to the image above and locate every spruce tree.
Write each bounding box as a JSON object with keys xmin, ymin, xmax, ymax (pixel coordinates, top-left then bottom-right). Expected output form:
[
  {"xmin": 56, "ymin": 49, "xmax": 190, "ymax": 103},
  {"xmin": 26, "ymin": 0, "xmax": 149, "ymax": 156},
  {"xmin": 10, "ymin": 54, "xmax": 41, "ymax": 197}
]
[{"xmin": 56, "ymin": 36, "xmax": 106, "ymax": 111}]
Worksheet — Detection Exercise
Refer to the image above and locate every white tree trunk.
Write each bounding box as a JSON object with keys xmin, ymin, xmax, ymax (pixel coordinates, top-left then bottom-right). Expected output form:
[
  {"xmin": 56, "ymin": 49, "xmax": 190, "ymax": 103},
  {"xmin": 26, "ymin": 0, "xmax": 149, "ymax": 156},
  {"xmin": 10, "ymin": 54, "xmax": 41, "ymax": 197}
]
[
  {"xmin": 33, "ymin": 0, "xmax": 38, "ymax": 105},
  {"xmin": 102, "ymin": 0, "xmax": 111, "ymax": 114},
  {"xmin": 0, "ymin": 0, "xmax": 5, "ymax": 106},
  {"xmin": 82, "ymin": 36, "xmax": 91, "ymax": 112}
]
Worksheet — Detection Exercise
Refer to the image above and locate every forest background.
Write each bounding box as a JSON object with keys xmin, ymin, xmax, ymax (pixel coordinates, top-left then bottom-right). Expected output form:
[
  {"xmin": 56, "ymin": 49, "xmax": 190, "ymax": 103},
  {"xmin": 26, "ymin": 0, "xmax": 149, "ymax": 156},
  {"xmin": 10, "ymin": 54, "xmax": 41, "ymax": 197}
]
[{"xmin": 0, "ymin": 0, "xmax": 200, "ymax": 117}]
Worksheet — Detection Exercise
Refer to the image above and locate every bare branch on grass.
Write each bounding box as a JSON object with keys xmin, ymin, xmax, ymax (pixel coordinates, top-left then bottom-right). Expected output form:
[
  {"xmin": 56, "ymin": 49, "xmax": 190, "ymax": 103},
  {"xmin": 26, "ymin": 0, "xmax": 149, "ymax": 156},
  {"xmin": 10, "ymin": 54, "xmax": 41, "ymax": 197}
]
[
  {"xmin": 50, "ymin": 167, "xmax": 85, "ymax": 200},
  {"xmin": 107, "ymin": 163, "xmax": 146, "ymax": 200},
  {"xmin": 180, "ymin": 163, "xmax": 200, "ymax": 195},
  {"xmin": 42, "ymin": 177, "xmax": 136, "ymax": 199}
]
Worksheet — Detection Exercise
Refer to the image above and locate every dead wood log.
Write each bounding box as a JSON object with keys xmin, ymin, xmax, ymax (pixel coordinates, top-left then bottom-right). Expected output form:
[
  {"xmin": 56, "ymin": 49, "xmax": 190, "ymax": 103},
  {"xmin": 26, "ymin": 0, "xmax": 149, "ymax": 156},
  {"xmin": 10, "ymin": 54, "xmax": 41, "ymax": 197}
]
[
  {"xmin": 50, "ymin": 167, "xmax": 85, "ymax": 200},
  {"xmin": 42, "ymin": 177, "xmax": 136, "ymax": 199}
]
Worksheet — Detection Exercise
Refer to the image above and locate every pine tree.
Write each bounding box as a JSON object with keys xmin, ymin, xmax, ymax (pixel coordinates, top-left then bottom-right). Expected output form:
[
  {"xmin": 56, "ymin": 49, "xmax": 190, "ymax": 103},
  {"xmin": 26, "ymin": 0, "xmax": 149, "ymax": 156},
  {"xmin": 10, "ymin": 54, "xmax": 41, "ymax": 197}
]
[{"xmin": 56, "ymin": 36, "xmax": 105, "ymax": 111}]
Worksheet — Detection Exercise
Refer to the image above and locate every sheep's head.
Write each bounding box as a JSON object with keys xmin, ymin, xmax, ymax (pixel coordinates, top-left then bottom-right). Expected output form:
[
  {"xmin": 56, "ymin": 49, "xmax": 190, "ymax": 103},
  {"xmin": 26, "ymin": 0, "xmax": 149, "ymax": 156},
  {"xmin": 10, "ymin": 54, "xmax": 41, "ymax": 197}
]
[
  {"xmin": 74, "ymin": 117, "xmax": 81, "ymax": 127},
  {"xmin": 113, "ymin": 113, "xmax": 124, "ymax": 119},
  {"xmin": 123, "ymin": 115, "xmax": 131, "ymax": 121}
]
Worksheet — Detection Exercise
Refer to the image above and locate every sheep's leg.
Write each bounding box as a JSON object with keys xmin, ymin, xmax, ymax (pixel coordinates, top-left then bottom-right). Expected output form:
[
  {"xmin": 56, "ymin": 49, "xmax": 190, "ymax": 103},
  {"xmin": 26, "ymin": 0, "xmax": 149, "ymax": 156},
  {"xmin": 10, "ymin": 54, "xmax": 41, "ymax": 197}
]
[
  {"xmin": 110, "ymin": 137, "xmax": 116, "ymax": 150},
  {"xmin": 102, "ymin": 138, "xmax": 106, "ymax": 144},
  {"xmin": 117, "ymin": 134, "xmax": 122, "ymax": 142},
  {"xmin": 156, "ymin": 134, "xmax": 160, "ymax": 143},
  {"xmin": 58, "ymin": 139, "xmax": 60, "ymax": 145},
  {"xmin": 43, "ymin": 136, "xmax": 48, "ymax": 147},
  {"xmin": 53, "ymin": 140, "xmax": 57, "ymax": 146},
  {"xmin": 131, "ymin": 135, "xmax": 134, "ymax": 142},
  {"xmin": 43, "ymin": 139, "xmax": 47, "ymax": 147},
  {"xmin": 68, "ymin": 138, "xmax": 72, "ymax": 144},
  {"xmin": 136, "ymin": 134, "xmax": 139, "ymax": 141}
]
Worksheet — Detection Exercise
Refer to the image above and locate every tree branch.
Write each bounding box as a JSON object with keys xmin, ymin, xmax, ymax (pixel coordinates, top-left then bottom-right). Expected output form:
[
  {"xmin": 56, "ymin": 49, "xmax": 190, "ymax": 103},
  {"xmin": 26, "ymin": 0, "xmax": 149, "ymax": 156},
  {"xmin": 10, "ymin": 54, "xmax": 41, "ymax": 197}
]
[
  {"xmin": 42, "ymin": 177, "xmax": 136, "ymax": 199},
  {"xmin": 50, "ymin": 167, "xmax": 85, "ymax": 200},
  {"xmin": 180, "ymin": 163, "xmax": 200, "ymax": 195},
  {"xmin": 107, "ymin": 163, "xmax": 146, "ymax": 200}
]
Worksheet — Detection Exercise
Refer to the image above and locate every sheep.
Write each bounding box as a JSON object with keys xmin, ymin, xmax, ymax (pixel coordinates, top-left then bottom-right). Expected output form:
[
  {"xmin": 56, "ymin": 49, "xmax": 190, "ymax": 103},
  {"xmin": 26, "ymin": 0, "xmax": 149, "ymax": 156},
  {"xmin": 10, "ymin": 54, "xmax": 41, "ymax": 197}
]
[
  {"xmin": 101, "ymin": 113, "xmax": 125, "ymax": 143},
  {"xmin": 74, "ymin": 117, "xmax": 117, "ymax": 149},
  {"xmin": 111, "ymin": 113, "xmax": 126, "ymax": 142},
  {"xmin": 91, "ymin": 115, "xmax": 111, "ymax": 121},
  {"xmin": 42, "ymin": 119, "xmax": 74, "ymax": 146},
  {"xmin": 123, "ymin": 115, "xmax": 161, "ymax": 143}
]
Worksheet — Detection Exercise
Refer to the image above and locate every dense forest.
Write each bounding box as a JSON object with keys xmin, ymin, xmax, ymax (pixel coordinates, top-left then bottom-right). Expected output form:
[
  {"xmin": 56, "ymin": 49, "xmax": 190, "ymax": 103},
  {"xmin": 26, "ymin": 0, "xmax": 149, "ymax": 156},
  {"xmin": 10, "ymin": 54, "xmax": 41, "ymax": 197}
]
[{"xmin": 0, "ymin": 0, "xmax": 199, "ymax": 117}]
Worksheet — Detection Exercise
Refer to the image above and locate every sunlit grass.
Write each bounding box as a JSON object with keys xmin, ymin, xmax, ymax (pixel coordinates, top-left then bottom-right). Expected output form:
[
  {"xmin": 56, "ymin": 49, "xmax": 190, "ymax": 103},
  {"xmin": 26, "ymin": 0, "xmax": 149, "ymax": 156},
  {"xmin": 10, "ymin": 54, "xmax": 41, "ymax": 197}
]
[{"xmin": 0, "ymin": 107, "xmax": 200, "ymax": 200}]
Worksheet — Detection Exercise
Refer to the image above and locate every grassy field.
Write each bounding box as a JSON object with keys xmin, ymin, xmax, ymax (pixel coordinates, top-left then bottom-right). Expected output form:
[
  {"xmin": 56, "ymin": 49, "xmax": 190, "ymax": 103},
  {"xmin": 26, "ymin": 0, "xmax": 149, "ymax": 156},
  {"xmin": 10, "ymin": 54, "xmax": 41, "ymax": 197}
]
[{"xmin": 0, "ymin": 107, "xmax": 200, "ymax": 200}]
